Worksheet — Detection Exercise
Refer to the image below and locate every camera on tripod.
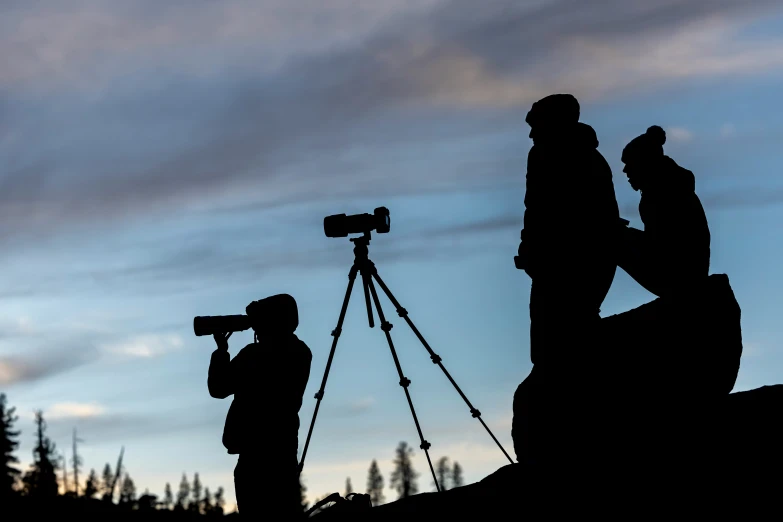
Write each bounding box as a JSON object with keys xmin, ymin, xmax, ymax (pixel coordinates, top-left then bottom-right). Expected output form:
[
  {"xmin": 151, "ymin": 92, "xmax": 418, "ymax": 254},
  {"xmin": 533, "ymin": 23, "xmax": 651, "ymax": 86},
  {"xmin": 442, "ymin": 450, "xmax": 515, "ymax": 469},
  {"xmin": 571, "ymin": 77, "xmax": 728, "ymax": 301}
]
[{"xmin": 324, "ymin": 207, "xmax": 390, "ymax": 238}]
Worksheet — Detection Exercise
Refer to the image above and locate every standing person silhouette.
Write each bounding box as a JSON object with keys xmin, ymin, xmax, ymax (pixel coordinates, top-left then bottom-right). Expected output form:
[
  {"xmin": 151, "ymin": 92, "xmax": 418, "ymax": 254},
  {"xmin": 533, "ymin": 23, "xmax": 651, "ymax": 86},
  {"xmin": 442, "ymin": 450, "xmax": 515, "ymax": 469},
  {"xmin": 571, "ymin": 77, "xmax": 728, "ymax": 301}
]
[
  {"xmin": 208, "ymin": 294, "xmax": 312, "ymax": 520},
  {"xmin": 512, "ymin": 94, "xmax": 621, "ymax": 468}
]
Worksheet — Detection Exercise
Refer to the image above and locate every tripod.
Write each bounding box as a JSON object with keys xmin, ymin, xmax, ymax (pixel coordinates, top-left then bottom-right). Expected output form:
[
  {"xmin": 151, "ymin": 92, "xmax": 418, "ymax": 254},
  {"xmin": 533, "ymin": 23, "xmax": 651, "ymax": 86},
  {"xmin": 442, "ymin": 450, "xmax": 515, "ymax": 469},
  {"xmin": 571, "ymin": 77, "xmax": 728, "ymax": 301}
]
[{"xmin": 298, "ymin": 231, "xmax": 513, "ymax": 492}]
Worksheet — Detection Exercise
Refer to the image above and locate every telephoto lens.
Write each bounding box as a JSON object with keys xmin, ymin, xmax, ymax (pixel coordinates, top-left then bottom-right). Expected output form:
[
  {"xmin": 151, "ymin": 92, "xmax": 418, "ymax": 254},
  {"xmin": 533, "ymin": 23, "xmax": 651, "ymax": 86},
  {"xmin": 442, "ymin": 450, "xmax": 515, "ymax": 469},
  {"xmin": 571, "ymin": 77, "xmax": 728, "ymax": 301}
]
[{"xmin": 193, "ymin": 315, "xmax": 251, "ymax": 336}]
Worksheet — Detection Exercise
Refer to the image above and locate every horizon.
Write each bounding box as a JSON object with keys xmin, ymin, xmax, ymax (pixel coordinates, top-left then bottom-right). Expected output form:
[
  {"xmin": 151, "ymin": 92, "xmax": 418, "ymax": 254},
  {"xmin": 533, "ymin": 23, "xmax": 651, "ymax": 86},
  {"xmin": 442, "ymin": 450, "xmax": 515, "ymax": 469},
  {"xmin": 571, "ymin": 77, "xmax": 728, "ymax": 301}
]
[{"xmin": 3, "ymin": 0, "xmax": 783, "ymax": 510}]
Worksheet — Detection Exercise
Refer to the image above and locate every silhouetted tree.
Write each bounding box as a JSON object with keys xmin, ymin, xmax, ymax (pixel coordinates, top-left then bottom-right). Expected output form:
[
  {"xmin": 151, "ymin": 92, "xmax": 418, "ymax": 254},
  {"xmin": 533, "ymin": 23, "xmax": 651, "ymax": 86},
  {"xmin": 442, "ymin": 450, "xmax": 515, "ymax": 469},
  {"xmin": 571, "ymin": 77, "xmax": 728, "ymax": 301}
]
[
  {"xmin": 213, "ymin": 486, "xmax": 225, "ymax": 516},
  {"xmin": 366, "ymin": 459, "xmax": 384, "ymax": 505},
  {"xmin": 0, "ymin": 394, "xmax": 21, "ymax": 497},
  {"xmin": 71, "ymin": 429, "xmax": 84, "ymax": 496},
  {"xmin": 21, "ymin": 410, "xmax": 59, "ymax": 498},
  {"xmin": 345, "ymin": 477, "xmax": 353, "ymax": 496},
  {"xmin": 451, "ymin": 461, "xmax": 463, "ymax": 488},
  {"xmin": 101, "ymin": 463, "xmax": 113, "ymax": 501},
  {"xmin": 435, "ymin": 457, "xmax": 450, "ymax": 491},
  {"xmin": 60, "ymin": 453, "xmax": 69, "ymax": 495},
  {"xmin": 390, "ymin": 441, "xmax": 418, "ymax": 499},
  {"xmin": 176, "ymin": 473, "xmax": 190, "ymax": 511},
  {"xmin": 191, "ymin": 472, "xmax": 202, "ymax": 512},
  {"xmin": 138, "ymin": 490, "xmax": 157, "ymax": 511},
  {"xmin": 203, "ymin": 487, "xmax": 213, "ymax": 514},
  {"xmin": 163, "ymin": 482, "xmax": 174, "ymax": 510},
  {"xmin": 83, "ymin": 468, "xmax": 99, "ymax": 498},
  {"xmin": 299, "ymin": 474, "xmax": 309, "ymax": 512},
  {"xmin": 119, "ymin": 473, "xmax": 136, "ymax": 505}
]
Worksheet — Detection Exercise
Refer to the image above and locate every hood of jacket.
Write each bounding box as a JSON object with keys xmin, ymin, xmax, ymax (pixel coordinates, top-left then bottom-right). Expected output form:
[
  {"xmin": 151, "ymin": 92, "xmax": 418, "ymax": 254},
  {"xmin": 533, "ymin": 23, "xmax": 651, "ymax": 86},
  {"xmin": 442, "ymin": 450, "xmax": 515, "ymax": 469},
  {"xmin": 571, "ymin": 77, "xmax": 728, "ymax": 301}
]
[
  {"xmin": 649, "ymin": 155, "xmax": 695, "ymax": 194},
  {"xmin": 530, "ymin": 121, "xmax": 599, "ymax": 149}
]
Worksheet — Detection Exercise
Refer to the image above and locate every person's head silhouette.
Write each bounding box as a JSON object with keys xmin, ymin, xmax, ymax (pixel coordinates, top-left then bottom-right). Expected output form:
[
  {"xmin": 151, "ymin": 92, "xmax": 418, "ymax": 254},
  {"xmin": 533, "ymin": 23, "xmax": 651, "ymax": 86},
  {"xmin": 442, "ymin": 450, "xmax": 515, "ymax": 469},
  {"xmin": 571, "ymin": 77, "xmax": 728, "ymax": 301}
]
[
  {"xmin": 621, "ymin": 125, "xmax": 667, "ymax": 192},
  {"xmin": 525, "ymin": 94, "xmax": 580, "ymax": 141},
  {"xmin": 246, "ymin": 294, "xmax": 298, "ymax": 337}
]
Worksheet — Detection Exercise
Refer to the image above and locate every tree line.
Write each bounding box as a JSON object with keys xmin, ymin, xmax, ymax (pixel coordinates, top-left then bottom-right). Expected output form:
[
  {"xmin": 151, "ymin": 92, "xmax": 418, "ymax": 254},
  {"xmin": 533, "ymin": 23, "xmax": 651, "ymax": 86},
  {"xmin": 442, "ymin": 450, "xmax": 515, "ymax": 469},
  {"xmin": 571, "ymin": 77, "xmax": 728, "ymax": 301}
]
[
  {"xmin": 1, "ymin": 393, "xmax": 227, "ymax": 516},
  {"xmin": 4, "ymin": 394, "xmax": 466, "ymax": 516},
  {"xmin": 306, "ymin": 440, "xmax": 464, "ymax": 511}
]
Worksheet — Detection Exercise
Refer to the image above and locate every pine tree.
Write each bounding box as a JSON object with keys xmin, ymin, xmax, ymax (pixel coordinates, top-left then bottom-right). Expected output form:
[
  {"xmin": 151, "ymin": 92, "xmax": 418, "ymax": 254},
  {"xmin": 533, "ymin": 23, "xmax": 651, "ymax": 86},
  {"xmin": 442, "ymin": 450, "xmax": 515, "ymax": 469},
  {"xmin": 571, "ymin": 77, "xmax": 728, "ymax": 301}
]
[
  {"xmin": 344, "ymin": 477, "xmax": 353, "ymax": 496},
  {"xmin": 191, "ymin": 472, "xmax": 202, "ymax": 513},
  {"xmin": 138, "ymin": 489, "xmax": 157, "ymax": 510},
  {"xmin": 435, "ymin": 457, "xmax": 450, "ymax": 491},
  {"xmin": 59, "ymin": 453, "xmax": 68, "ymax": 495},
  {"xmin": 299, "ymin": 474, "xmax": 309, "ymax": 512},
  {"xmin": 71, "ymin": 429, "xmax": 84, "ymax": 496},
  {"xmin": 213, "ymin": 486, "xmax": 225, "ymax": 516},
  {"xmin": 203, "ymin": 487, "xmax": 213, "ymax": 514},
  {"xmin": 101, "ymin": 463, "xmax": 113, "ymax": 501},
  {"xmin": 21, "ymin": 410, "xmax": 59, "ymax": 498},
  {"xmin": 366, "ymin": 459, "xmax": 384, "ymax": 506},
  {"xmin": 176, "ymin": 473, "xmax": 190, "ymax": 511},
  {"xmin": 119, "ymin": 473, "xmax": 136, "ymax": 505},
  {"xmin": 0, "ymin": 394, "xmax": 21, "ymax": 497},
  {"xmin": 451, "ymin": 461, "xmax": 463, "ymax": 488},
  {"xmin": 83, "ymin": 469, "xmax": 99, "ymax": 498},
  {"xmin": 390, "ymin": 441, "xmax": 418, "ymax": 499},
  {"xmin": 163, "ymin": 482, "xmax": 174, "ymax": 510}
]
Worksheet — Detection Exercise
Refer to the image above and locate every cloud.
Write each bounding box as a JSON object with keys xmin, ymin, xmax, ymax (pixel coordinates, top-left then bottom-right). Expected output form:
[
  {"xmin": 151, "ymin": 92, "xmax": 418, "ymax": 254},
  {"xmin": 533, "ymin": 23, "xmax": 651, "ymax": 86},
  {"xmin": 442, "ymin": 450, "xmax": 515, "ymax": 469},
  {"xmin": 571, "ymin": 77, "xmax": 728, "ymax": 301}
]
[
  {"xmin": 0, "ymin": 0, "xmax": 446, "ymax": 90},
  {"xmin": 720, "ymin": 123, "xmax": 737, "ymax": 138},
  {"xmin": 701, "ymin": 186, "xmax": 783, "ymax": 210},
  {"xmin": 47, "ymin": 401, "xmax": 107, "ymax": 420},
  {"xmin": 34, "ymin": 405, "xmax": 226, "ymax": 446},
  {"xmin": 349, "ymin": 396, "xmax": 376, "ymax": 413},
  {"xmin": 742, "ymin": 342, "xmax": 763, "ymax": 357},
  {"xmin": 326, "ymin": 396, "xmax": 378, "ymax": 419},
  {"xmin": 1, "ymin": 0, "xmax": 783, "ymax": 250},
  {"xmin": 0, "ymin": 345, "xmax": 97, "ymax": 386},
  {"xmin": 0, "ymin": 316, "xmax": 36, "ymax": 338},
  {"xmin": 99, "ymin": 333, "xmax": 184, "ymax": 358},
  {"xmin": 667, "ymin": 127, "xmax": 693, "ymax": 143}
]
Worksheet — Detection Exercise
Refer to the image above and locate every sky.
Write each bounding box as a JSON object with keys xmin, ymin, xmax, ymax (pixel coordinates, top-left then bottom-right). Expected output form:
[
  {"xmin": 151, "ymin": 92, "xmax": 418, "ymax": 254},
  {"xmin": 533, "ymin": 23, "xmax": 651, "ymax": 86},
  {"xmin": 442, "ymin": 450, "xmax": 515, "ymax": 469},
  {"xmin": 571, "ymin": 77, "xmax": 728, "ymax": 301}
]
[{"xmin": 2, "ymin": 0, "xmax": 783, "ymax": 510}]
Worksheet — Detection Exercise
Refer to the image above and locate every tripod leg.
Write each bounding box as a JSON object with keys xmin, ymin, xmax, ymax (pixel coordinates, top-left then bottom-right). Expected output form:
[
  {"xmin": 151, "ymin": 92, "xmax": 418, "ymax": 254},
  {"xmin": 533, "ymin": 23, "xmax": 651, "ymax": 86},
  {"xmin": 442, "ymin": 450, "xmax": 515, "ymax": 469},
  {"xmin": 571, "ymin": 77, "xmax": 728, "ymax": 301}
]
[
  {"xmin": 364, "ymin": 275, "xmax": 441, "ymax": 493},
  {"xmin": 370, "ymin": 268, "xmax": 515, "ymax": 464},
  {"xmin": 299, "ymin": 263, "xmax": 359, "ymax": 474},
  {"xmin": 361, "ymin": 270, "xmax": 375, "ymax": 328}
]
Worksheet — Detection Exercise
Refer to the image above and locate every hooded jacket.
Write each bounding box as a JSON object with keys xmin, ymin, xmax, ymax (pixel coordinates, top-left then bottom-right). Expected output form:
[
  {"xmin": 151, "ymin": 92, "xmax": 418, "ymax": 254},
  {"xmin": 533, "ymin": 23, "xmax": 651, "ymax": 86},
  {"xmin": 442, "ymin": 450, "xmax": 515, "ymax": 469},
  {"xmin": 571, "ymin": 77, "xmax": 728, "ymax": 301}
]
[
  {"xmin": 523, "ymin": 122, "xmax": 620, "ymax": 274},
  {"xmin": 638, "ymin": 155, "xmax": 710, "ymax": 286},
  {"xmin": 208, "ymin": 333, "xmax": 312, "ymax": 456}
]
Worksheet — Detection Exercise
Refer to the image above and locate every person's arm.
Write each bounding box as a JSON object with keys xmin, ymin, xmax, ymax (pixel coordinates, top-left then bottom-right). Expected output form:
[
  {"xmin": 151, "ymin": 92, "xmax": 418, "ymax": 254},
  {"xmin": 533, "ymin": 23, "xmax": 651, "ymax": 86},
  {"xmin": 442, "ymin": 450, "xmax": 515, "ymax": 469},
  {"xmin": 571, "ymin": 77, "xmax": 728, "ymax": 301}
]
[
  {"xmin": 617, "ymin": 226, "xmax": 669, "ymax": 298},
  {"xmin": 208, "ymin": 333, "xmax": 235, "ymax": 399}
]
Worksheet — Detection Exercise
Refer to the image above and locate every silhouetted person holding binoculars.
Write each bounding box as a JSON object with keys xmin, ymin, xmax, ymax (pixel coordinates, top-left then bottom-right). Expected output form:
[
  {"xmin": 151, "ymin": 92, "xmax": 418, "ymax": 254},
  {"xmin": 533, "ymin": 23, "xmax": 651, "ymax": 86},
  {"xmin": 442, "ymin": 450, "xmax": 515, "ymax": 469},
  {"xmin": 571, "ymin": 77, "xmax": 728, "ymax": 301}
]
[{"xmin": 207, "ymin": 294, "xmax": 312, "ymax": 520}]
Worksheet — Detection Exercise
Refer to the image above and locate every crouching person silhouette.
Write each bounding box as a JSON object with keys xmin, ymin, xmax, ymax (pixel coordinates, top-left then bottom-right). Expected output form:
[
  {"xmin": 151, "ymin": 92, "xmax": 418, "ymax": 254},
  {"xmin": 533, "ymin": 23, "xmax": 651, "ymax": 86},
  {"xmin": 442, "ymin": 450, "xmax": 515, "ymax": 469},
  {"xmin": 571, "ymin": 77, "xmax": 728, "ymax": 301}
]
[
  {"xmin": 618, "ymin": 125, "xmax": 710, "ymax": 297},
  {"xmin": 208, "ymin": 294, "xmax": 312, "ymax": 520},
  {"xmin": 597, "ymin": 126, "xmax": 742, "ymax": 472}
]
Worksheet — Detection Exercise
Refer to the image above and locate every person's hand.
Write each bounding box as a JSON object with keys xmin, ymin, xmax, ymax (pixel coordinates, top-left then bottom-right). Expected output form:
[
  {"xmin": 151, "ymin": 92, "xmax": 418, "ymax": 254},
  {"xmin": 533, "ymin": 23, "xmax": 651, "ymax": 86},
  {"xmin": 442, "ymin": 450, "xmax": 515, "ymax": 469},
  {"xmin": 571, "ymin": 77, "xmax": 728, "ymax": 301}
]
[
  {"xmin": 213, "ymin": 332, "xmax": 231, "ymax": 352},
  {"xmin": 516, "ymin": 229, "xmax": 530, "ymax": 270}
]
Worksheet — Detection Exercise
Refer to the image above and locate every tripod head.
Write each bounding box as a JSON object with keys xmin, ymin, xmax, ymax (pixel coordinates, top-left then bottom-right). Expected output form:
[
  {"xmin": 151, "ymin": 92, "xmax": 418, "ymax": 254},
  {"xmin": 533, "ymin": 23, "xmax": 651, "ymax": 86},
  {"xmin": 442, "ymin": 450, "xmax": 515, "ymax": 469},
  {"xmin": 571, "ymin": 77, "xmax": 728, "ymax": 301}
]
[{"xmin": 350, "ymin": 232, "xmax": 372, "ymax": 260}]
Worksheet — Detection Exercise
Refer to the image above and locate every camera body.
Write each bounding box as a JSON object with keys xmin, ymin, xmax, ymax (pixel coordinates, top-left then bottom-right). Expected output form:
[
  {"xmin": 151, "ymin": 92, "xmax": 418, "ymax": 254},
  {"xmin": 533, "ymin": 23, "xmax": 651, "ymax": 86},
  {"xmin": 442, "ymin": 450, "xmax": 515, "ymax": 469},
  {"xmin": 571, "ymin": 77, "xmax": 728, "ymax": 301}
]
[{"xmin": 324, "ymin": 207, "xmax": 390, "ymax": 238}]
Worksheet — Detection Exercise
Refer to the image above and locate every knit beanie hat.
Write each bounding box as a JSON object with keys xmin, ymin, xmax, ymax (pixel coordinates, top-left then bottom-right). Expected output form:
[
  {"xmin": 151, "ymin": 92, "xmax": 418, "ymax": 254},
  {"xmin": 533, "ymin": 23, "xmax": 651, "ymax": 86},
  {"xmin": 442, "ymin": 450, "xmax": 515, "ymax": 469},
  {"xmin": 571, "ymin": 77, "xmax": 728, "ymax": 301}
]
[{"xmin": 622, "ymin": 125, "xmax": 666, "ymax": 164}]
